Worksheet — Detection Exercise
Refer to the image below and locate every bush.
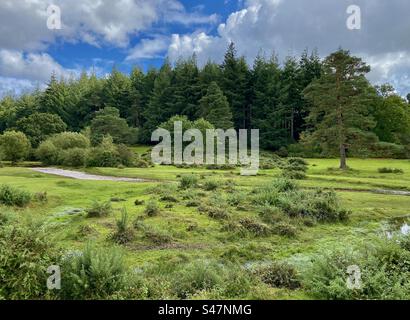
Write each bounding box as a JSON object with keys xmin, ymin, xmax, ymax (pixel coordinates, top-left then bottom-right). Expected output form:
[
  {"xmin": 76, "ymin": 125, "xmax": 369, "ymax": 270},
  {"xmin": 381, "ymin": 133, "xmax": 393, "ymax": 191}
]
[
  {"xmin": 253, "ymin": 262, "xmax": 300, "ymax": 289},
  {"xmin": 378, "ymin": 167, "xmax": 404, "ymax": 174},
  {"xmin": 0, "ymin": 131, "xmax": 31, "ymax": 164},
  {"xmin": 0, "ymin": 184, "xmax": 31, "ymax": 207},
  {"xmin": 86, "ymin": 136, "xmax": 120, "ymax": 167},
  {"xmin": 145, "ymin": 199, "xmax": 160, "ymax": 217},
  {"xmin": 36, "ymin": 140, "xmax": 59, "ymax": 165},
  {"xmin": 86, "ymin": 201, "xmax": 112, "ymax": 218},
  {"xmin": 49, "ymin": 132, "xmax": 90, "ymax": 150},
  {"xmin": 179, "ymin": 175, "xmax": 198, "ymax": 189},
  {"xmin": 116, "ymin": 144, "xmax": 136, "ymax": 167},
  {"xmin": 0, "ymin": 221, "xmax": 58, "ymax": 299},
  {"xmin": 202, "ymin": 179, "xmax": 219, "ymax": 191},
  {"xmin": 34, "ymin": 191, "xmax": 48, "ymax": 203},
  {"xmin": 272, "ymin": 222, "xmax": 297, "ymax": 237},
  {"xmin": 134, "ymin": 199, "xmax": 145, "ymax": 206},
  {"xmin": 60, "ymin": 148, "xmax": 87, "ymax": 167},
  {"xmin": 199, "ymin": 204, "xmax": 230, "ymax": 220},
  {"xmin": 239, "ymin": 218, "xmax": 271, "ymax": 237},
  {"xmin": 304, "ymin": 240, "xmax": 410, "ymax": 300},
  {"xmin": 60, "ymin": 245, "xmax": 129, "ymax": 300},
  {"xmin": 170, "ymin": 261, "xmax": 251, "ymax": 299},
  {"xmin": 258, "ymin": 205, "xmax": 286, "ymax": 224}
]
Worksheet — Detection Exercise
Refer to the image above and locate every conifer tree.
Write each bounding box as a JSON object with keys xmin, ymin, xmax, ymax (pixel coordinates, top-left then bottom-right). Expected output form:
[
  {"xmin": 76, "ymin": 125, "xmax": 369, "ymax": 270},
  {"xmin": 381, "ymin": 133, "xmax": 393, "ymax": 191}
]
[{"xmin": 200, "ymin": 82, "xmax": 233, "ymax": 130}]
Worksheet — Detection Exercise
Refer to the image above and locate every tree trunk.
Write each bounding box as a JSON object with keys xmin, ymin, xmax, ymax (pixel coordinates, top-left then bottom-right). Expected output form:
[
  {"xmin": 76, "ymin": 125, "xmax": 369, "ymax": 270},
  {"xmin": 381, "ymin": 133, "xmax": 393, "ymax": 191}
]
[{"xmin": 339, "ymin": 144, "xmax": 347, "ymax": 169}]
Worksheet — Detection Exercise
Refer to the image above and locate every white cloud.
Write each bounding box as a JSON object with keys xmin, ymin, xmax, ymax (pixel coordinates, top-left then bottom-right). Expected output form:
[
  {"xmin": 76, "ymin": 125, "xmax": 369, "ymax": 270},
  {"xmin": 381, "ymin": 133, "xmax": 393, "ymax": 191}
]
[
  {"xmin": 126, "ymin": 36, "xmax": 170, "ymax": 61},
  {"xmin": 0, "ymin": 0, "xmax": 218, "ymax": 50},
  {"xmin": 0, "ymin": 50, "xmax": 77, "ymax": 82},
  {"xmin": 167, "ymin": 0, "xmax": 410, "ymax": 94}
]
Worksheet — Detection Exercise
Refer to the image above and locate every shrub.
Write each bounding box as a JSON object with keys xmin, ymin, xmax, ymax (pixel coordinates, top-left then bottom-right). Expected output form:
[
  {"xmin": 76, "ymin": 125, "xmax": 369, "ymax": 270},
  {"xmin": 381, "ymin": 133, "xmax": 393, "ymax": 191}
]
[
  {"xmin": 36, "ymin": 140, "xmax": 59, "ymax": 165},
  {"xmin": 253, "ymin": 262, "xmax": 301, "ymax": 289},
  {"xmin": 116, "ymin": 144, "xmax": 136, "ymax": 167},
  {"xmin": 227, "ymin": 191, "xmax": 247, "ymax": 207},
  {"xmin": 199, "ymin": 203, "xmax": 230, "ymax": 220},
  {"xmin": 258, "ymin": 205, "xmax": 286, "ymax": 224},
  {"xmin": 179, "ymin": 175, "xmax": 198, "ymax": 189},
  {"xmin": 0, "ymin": 184, "xmax": 31, "ymax": 207},
  {"xmin": 303, "ymin": 240, "xmax": 410, "ymax": 300},
  {"xmin": 272, "ymin": 222, "xmax": 297, "ymax": 237},
  {"xmin": 145, "ymin": 199, "xmax": 160, "ymax": 217},
  {"xmin": 60, "ymin": 245, "xmax": 129, "ymax": 300},
  {"xmin": 86, "ymin": 136, "xmax": 120, "ymax": 168},
  {"xmin": 0, "ymin": 221, "xmax": 58, "ymax": 299},
  {"xmin": 170, "ymin": 260, "xmax": 253, "ymax": 299},
  {"xmin": 49, "ymin": 132, "xmax": 90, "ymax": 150},
  {"xmin": 239, "ymin": 218, "xmax": 271, "ymax": 237},
  {"xmin": 378, "ymin": 167, "xmax": 404, "ymax": 174},
  {"xmin": 0, "ymin": 131, "xmax": 31, "ymax": 164},
  {"xmin": 202, "ymin": 179, "xmax": 219, "ymax": 191},
  {"xmin": 60, "ymin": 148, "xmax": 87, "ymax": 167},
  {"xmin": 282, "ymin": 169, "xmax": 307, "ymax": 180},
  {"xmin": 86, "ymin": 201, "xmax": 112, "ymax": 218},
  {"xmin": 144, "ymin": 228, "xmax": 173, "ymax": 245},
  {"xmin": 111, "ymin": 209, "xmax": 134, "ymax": 244}
]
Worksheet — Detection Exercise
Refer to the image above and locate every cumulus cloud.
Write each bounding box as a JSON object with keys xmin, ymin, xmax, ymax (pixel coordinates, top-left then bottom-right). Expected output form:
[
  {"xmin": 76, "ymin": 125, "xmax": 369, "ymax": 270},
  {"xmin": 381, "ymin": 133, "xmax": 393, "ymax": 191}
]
[
  {"xmin": 126, "ymin": 36, "xmax": 170, "ymax": 61},
  {"xmin": 0, "ymin": 50, "xmax": 77, "ymax": 82},
  {"xmin": 0, "ymin": 0, "xmax": 218, "ymax": 50},
  {"xmin": 168, "ymin": 0, "xmax": 410, "ymax": 94}
]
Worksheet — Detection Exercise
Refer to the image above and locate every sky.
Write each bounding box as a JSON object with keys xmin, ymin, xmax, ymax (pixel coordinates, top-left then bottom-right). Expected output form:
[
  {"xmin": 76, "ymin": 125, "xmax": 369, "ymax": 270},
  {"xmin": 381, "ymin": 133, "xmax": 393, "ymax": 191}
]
[{"xmin": 1, "ymin": 0, "xmax": 410, "ymax": 97}]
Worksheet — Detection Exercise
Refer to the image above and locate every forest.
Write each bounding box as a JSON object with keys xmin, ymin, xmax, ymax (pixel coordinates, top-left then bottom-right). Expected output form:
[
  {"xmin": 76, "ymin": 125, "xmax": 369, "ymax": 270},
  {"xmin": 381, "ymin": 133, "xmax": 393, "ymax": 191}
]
[{"xmin": 1, "ymin": 44, "xmax": 409, "ymax": 169}]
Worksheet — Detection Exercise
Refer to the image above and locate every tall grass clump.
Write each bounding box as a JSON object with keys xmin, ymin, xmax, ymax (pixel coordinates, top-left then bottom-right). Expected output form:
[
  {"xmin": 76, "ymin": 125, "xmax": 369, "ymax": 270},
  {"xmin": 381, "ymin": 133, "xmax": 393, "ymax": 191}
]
[
  {"xmin": 0, "ymin": 184, "xmax": 31, "ymax": 207},
  {"xmin": 111, "ymin": 208, "xmax": 134, "ymax": 244},
  {"xmin": 86, "ymin": 201, "xmax": 112, "ymax": 218},
  {"xmin": 179, "ymin": 175, "xmax": 198, "ymax": 189}
]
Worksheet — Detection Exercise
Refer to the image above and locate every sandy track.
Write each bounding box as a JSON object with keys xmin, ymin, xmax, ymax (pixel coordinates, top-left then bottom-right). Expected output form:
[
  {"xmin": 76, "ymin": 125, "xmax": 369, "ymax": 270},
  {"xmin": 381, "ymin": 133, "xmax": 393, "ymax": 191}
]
[{"xmin": 31, "ymin": 168, "xmax": 147, "ymax": 182}]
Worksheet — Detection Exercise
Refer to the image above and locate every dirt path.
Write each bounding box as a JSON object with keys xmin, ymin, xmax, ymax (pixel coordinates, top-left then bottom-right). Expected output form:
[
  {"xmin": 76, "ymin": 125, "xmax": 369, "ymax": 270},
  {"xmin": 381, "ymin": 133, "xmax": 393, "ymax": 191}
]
[{"xmin": 31, "ymin": 168, "xmax": 148, "ymax": 182}]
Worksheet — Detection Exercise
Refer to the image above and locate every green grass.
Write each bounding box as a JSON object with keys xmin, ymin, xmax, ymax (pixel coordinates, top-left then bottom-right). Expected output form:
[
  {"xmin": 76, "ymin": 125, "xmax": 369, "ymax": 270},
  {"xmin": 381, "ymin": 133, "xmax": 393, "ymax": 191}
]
[{"xmin": 1, "ymin": 157, "xmax": 409, "ymax": 299}]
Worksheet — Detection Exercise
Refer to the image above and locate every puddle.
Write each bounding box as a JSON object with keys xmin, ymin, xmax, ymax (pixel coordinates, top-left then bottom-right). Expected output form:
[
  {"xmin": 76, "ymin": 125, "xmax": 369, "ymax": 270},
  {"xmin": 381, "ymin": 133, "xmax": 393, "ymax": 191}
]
[{"xmin": 382, "ymin": 215, "xmax": 410, "ymax": 239}]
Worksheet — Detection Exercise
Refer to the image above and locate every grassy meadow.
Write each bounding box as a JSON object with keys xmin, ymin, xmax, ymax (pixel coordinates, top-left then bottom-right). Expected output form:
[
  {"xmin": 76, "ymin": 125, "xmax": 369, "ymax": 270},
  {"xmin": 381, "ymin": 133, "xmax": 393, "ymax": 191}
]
[{"xmin": 1, "ymin": 153, "xmax": 409, "ymax": 300}]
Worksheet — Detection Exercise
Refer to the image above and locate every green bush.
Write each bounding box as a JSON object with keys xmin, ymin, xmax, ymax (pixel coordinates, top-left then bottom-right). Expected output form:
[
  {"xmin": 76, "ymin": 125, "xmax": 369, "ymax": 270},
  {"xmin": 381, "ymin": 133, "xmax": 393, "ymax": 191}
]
[
  {"xmin": 60, "ymin": 245, "xmax": 129, "ymax": 300},
  {"xmin": 86, "ymin": 201, "xmax": 112, "ymax": 218},
  {"xmin": 179, "ymin": 175, "xmax": 198, "ymax": 189},
  {"xmin": 36, "ymin": 140, "xmax": 59, "ymax": 165},
  {"xmin": 49, "ymin": 132, "xmax": 90, "ymax": 150},
  {"xmin": 0, "ymin": 184, "xmax": 31, "ymax": 207},
  {"xmin": 202, "ymin": 179, "xmax": 219, "ymax": 191},
  {"xmin": 272, "ymin": 222, "xmax": 297, "ymax": 237},
  {"xmin": 0, "ymin": 131, "xmax": 31, "ymax": 164},
  {"xmin": 145, "ymin": 199, "xmax": 160, "ymax": 217},
  {"xmin": 253, "ymin": 262, "xmax": 301, "ymax": 289},
  {"xmin": 60, "ymin": 148, "xmax": 87, "ymax": 167},
  {"xmin": 239, "ymin": 218, "xmax": 271, "ymax": 237},
  {"xmin": 170, "ymin": 261, "xmax": 252, "ymax": 299},
  {"xmin": 0, "ymin": 221, "xmax": 58, "ymax": 299},
  {"xmin": 304, "ymin": 240, "xmax": 410, "ymax": 300},
  {"xmin": 116, "ymin": 144, "xmax": 136, "ymax": 167}
]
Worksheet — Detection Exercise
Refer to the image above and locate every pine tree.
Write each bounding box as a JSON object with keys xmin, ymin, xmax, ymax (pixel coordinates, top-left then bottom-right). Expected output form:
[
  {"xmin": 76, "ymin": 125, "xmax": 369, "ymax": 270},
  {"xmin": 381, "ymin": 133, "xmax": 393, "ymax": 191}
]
[
  {"xmin": 200, "ymin": 82, "xmax": 233, "ymax": 130},
  {"xmin": 129, "ymin": 67, "xmax": 145, "ymax": 127},
  {"xmin": 220, "ymin": 42, "xmax": 250, "ymax": 129},
  {"xmin": 170, "ymin": 56, "xmax": 201, "ymax": 119},
  {"xmin": 303, "ymin": 49, "xmax": 378, "ymax": 169},
  {"xmin": 140, "ymin": 61, "xmax": 173, "ymax": 143},
  {"xmin": 250, "ymin": 53, "xmax": 283, "ymax": 149}
]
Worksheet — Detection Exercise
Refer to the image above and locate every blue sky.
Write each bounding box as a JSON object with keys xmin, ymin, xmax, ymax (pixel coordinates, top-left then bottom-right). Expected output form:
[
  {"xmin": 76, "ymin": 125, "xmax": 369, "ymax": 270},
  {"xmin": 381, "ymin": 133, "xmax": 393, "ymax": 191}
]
[{"xmin": 1, "ymin": 0, "xmax": 410, "ymax": 97}]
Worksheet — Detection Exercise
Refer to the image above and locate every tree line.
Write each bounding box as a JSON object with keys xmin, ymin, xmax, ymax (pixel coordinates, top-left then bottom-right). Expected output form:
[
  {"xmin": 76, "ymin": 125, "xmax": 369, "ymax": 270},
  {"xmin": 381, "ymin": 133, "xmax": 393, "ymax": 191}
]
[{"xmin": 0, "ymin": 43, "xmax": 409, "ymax": 168}]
